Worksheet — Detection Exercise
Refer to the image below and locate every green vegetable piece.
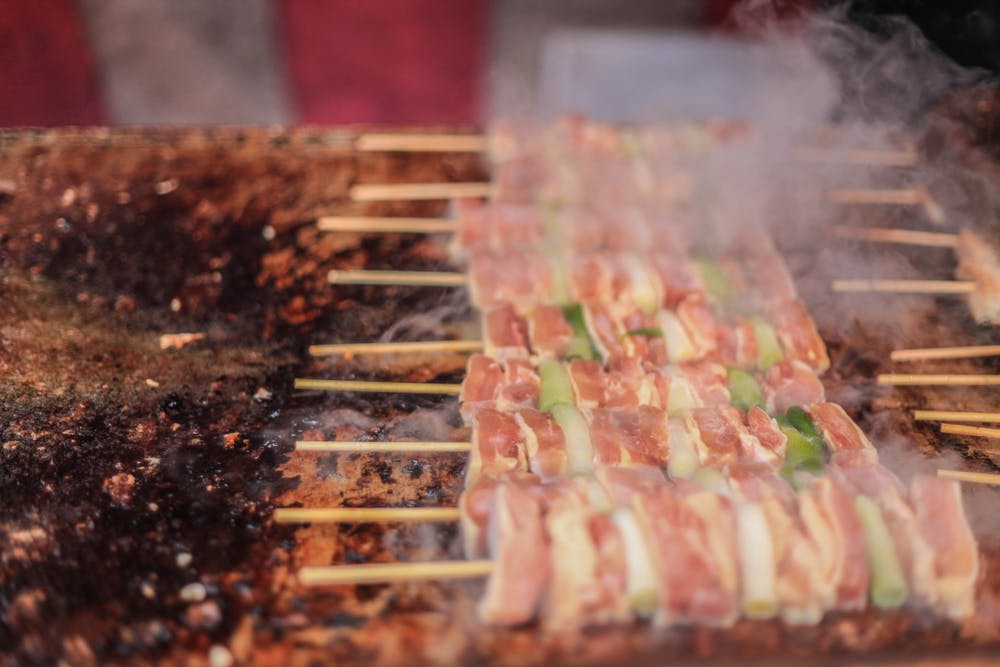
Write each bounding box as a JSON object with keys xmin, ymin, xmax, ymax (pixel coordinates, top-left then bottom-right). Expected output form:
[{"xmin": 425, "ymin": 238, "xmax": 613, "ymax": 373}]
[
  {"xmin": 780, "ymin": 426, "xmax": 826, "ymax": 472},
  {"xmin": 550, "ymin": 404, "xmax": 593, "ymax": 475},
  {"xmin": 785, "ymin": 406, "xmax": 822, "ymax": 441},
  {"xmin": 564, "ymin": 338, "xmax": 594, "ymax": 361},
  {"xmin": 736, "ymin": 503, "xmax": 779, "ymax": 619},
  {"xmin": 611, "ymin": 508, "xmax": 659, "ymax": 617},
  {"xmin": 561, "ymin": 303, "xmax": 600, "ymax": 361},
  {"xmin": 562, "ymin": 303, "xmax": 587, "ymax": 332},
  {"xmin": 697, "ymin": 259, "xmax": 732, "ymax": 308},
  {"xmin": 623, "ymin": 327, "xmax": 664, "ymax": 338},
  {"xmin": 750, "ymin": 316, "xmax": 784, "ymax": 370},
  {"xmin": 855, "ymin": 495, "xmax": 909, "ymax": 609},
  {"xmin": 727, "ymin": 368, "xmax": 764, "ymax": 411},
  {"xmin": 538, "ymin": 360, "xmax": 575, "ymax": 411}
]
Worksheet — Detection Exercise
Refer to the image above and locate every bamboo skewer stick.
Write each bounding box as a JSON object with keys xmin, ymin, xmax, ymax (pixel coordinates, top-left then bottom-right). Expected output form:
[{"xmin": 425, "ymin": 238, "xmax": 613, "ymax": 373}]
[
  {"xmin": 832, "ymin": 280, "xmax": 976, "ymax": 294},
  {"xmin": 877, "ymin": 373, "xmax": 1000, "ymax": 386},
  {"xmin": 827, "ymin": 225, "xmax": 958, "ymax": 248},
  {"xmin": 296, "ymin": 440, "xmax": 471, "ymax": 453},
  {"xmin": 937, "ymin": 469, "xmax": 1000, "ymax": 486},
  {"xmin": 891, "ymin": 344, "xmax": 1000, "ymax": 362},
  {"xmin": 317, "ymin": 216, "xmax": 459, "ymax": 234},
  {"xmin": 792, "ymin": 147, "xmax": 918, "ymax": 166},
  {"xmin": 328, "ymin": 269, "xmax": 468, "ymax": 287},
  {"xmin": 825, "ymin": 188, "xmax": 923, "ymax": 205},
  {"xmin": 350, "ymin": 183, "xmax": 492, "ymax": 201},
  {"xmin": 354, "ymin": 131, "xmax": 917, "ymax": 164},
  {"xmin": 355, "ymin": 133, "xmax": 488, "ymax": 153},
  {"xmin": 309, "ymin": 340, "xmax": 483, "ymax": 356},
  {"xmin": 824, "ymin": 188, "xmax": 943, "ymax": 223},
  {"xmin": 275, "ymin": 507, "xmax": 462, "ymax": 524},
  {"xmin": 940, "ymin": 423, "xmax": 1000, "ymax": 440},
  {"xmin": 914, "ymin": 410, "xmax": 1000, "ymax": 423},
  {"xmin": 299, "ymin": 560, "xmax": 493, "ymax": 586},
  {"xmin": 294, "ymin": 378, "xmax": 463, "ymax": 394}
]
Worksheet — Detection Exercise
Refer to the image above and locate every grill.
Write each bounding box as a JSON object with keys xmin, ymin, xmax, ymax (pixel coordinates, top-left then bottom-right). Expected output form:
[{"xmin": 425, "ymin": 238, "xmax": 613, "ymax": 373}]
[{"xmin": 1, "ymin": 116, "xmax": 999, "ymax": 666}]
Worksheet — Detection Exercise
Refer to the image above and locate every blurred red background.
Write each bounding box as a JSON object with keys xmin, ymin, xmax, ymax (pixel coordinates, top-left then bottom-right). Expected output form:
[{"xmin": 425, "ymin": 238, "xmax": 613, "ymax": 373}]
[{"xmin": 0, "ymin": 0, "xmax": 756, "ymax": 127}]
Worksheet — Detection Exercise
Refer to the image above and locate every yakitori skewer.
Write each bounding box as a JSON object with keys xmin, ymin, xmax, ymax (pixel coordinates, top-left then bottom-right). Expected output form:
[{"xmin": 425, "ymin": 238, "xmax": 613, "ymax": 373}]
[
  {"xmin": 356, "ymin": 128, "xmax": 918, "ymax": 163},
  {"xmin": 832, "ymin": 280, "xmax": 976, "ymax": 295},
  {"xmin": 892, "ymin": 345, "xmax": 1000, "ymax": 362},
  {"xmin": 937, "ymin": 469, "xmax": 1000, "ymax": 486},
  {"xmin": 355, "ymin": 133, "xmax": 488, "ymax": 153},
  {"xmin": 825, "ymin": 187, "xmax": 943, "ymax": 223},
  {"xmin": 294, "ymin": 378, "xmax": 463, "ymax": 394},
  {"xmin": 299, "ymin": 560, "xmax": 493, "ymax": 586},
  {"xmin": 878, "ymin": 373, "xmax": 1000, "ymax": 386},
  {"xmin": 296, "ymin": 440, "xmax": 471, "ymax": 453},
  {"xmin": 940, "ymin": 423, "xmax": 1000, "ymax": 440},
  {"xmin": 832, "ymin": 229, "xmax": 1000, "ymax": 323},
  {"xmin": 347, "ymin": 182, "xmax": 937, "ymax": 211},
  {"xmin": 827, "ymin": 226, "xmax": 958, "ymax": 249},
  {"xmin": 275, "ymin": 507, "xmax": 462, "ymax": 524},
  {"xmin": 791, "ymin": 147, "xmax": 918, "ymax": 166},
  {"xmin": 317, "ymin": 216, "xmax": 459, "ymax": 234},
  {"xmin": 309, "ymin": 340, "xmax": 482, "ymax": 357},
  {"xmin": 350, "ymin": 183, "xmax": 492, "ymax": 202},
  {"xmin": 914, "ymin": 410, "xmax": 1000, "ymax": 423},
  {"xmin": 353, "ymin": 130, "xmax": 918, "ymax": 164},
  {"xmin": 328, "ymin": 269, "xmax": 467, "ymax": 287}
]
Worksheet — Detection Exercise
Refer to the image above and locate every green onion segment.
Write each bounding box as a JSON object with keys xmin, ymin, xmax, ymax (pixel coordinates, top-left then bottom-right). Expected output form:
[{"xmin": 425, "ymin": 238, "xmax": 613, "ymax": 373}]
[
  {"xmin": 538, "ymin": 360, "xmax": 575, "ymax": 411},
  {"xmin": 561, "ymin": 303, "xmax": 600, "ymax": 361},
  {"xmin": 854, "ymin": 495, "xmax": 909, "ymax": 609},
  {"xmin": 727, "ymin": 368, "xmax": 764, "ymax": 411},
  {"xmin": 550, "ymin": 404, "xmax": 594, "ymax": 475}
]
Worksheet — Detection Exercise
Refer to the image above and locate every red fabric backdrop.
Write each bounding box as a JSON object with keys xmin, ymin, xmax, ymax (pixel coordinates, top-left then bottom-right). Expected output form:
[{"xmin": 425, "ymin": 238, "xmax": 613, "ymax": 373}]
[
  {"xmin": 0, "ymin": 0, "xmax": 488, "ymax": 127},
  {"xmin": 0, "ymin": 0, "xmax": 106, "ymax": 126},
  {"xmin": 278, "ymin": 0, "xmax": 489, "ymax": 125}
]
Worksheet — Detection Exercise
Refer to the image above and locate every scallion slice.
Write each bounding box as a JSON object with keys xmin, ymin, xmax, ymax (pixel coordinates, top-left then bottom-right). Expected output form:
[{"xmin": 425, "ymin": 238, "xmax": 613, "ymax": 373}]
[
  {"xmin": 727, "ymin": 368, "xmax": 764, "ymax": 411},
  {"xmin": 750, "ymin": 316, "xmax": 784, "ymax": 370},
  {"xmin": 611, "ymin": 507, "xmax": 659, "ymax": 617},
  {"xmin": 855, "ymin": 495, "xmax": 908, "ymax": 609},
  {"xmin": 736, "ymin": 502, "xmax": 779, "ymax": 619},
  {"xmin": 550, "ymin": 404, "xmax": 593, "ymax": 475},
  {"xmin": 538, "ymin": 360, "xmax": 575, "ymax": 411}
]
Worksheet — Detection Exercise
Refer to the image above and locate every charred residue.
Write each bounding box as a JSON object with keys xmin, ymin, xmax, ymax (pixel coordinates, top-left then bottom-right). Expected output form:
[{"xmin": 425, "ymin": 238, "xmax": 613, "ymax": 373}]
[{"xmin": 0, "ymin": 128, "xmax": 482, "ymax": 664}]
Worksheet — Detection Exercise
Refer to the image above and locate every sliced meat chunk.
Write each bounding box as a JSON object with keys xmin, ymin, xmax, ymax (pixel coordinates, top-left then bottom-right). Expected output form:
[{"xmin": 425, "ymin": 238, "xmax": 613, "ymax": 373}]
[
  {"xmin": 459, "ymin": 354, "xmax": 503, "ymax": 422},
  {"xmin": 831, "ymin": 455, "xmax": 936, "ymax": 608},
  {"xmin": 769, "ymin": 300, "xmax": 829, "ymax": 372},
  {"xmin": 482, "ymin": 304, "xmax": 530, "ymax": 362},
  {"xmin": 911, "ymin": 475, "xmax": 980, "ymax": 619},
  {"xmin": 800, "ymin": 477, "xmax": 869, "ymax": 611},
  {"xmin": 746, "ymin": 407, "xmax": 787, "ymax": 464},
  {"xmin": 763, "ymin": 360, "xmax": 826, "ymax": 414},
  {"xmin": 636, "ymin": 487, "xmax": 738, "ymax": 627},
  {"xmin": 807, "ymin": 402, "xmax": 877, "ymax": 460},
  {"xmin": 515, "ymin": 408, "xmax": 568, "ymax": 482},
  {"xmin": 479, "ymin": 482, "xmax": 549, "ymax": 625},
  {"xmin": 496, "ymin": 359, "xmax": 539, "ymax": 412},
  {"xmin": 459, "ymin": 471, "xmax": 540, "ymax": 558},
  {"xmin": 467, "ymin": 409, "xmax": 528, "ymax": 486},
  {"xmin": 528, "ymin": 304, "xmax": 574, "ymax": 361}
]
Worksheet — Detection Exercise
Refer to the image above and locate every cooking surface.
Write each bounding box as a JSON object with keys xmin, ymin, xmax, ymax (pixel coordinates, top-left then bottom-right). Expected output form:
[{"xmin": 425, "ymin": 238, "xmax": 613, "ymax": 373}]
[{"xmin": 1, "ymin": 127, "xmax": 998, "ymax": 665}]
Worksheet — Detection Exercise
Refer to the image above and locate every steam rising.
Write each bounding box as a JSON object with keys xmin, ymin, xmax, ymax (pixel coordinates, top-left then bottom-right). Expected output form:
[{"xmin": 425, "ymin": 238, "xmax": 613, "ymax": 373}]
[{"xmin": 487, "ymin": 2, "xmax": 1000, "ymax": 493}]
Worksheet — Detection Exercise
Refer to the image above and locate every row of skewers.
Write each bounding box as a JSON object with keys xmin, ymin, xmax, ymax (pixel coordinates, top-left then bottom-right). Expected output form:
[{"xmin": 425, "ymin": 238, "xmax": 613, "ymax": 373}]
[{"xmin": 279, "ymin": 118, "xmax": 998, "ymax": 632}]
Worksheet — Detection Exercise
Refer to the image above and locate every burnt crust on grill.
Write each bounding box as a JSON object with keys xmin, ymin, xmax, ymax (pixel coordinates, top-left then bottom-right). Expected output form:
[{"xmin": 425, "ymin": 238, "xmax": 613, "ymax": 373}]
[{"xmin": 0, "ymin": 127, "xmax": 998, "ymax": 666}]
